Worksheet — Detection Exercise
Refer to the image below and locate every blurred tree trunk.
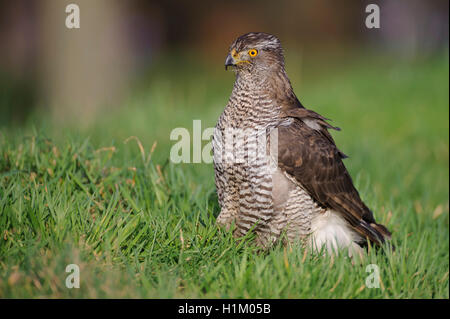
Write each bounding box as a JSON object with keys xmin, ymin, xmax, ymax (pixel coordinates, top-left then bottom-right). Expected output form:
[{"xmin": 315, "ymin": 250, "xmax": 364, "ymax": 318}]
[{"xmin": 37, "ymin": 0, "xmax": 133, "ymax": 125}]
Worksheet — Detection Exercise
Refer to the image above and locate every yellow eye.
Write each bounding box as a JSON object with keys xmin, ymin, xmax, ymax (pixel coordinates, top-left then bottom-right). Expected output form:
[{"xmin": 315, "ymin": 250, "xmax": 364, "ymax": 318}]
[{"xmin": 248, "ymin": 49, "xmax": 258, "ymax": 57}]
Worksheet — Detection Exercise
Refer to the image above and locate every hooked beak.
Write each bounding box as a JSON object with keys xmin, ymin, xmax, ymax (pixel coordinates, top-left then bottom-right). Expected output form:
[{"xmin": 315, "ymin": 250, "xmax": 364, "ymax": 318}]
[{"xmin": 225, "ymin": 54, "xmax": 235, "ymax": 70}]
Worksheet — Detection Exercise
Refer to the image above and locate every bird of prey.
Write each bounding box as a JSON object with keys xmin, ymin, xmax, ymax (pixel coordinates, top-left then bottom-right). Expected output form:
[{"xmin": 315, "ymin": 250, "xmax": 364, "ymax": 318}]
[{"xmin": 212, "ymin": 32, "xmax": 391, "ymax": 257}]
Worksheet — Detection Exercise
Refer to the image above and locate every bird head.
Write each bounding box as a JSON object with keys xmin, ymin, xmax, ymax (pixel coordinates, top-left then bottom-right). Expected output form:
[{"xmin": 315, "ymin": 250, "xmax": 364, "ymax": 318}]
[{"xmin": 225, "ymin": 32, "xmax": 285, "ymax": 73}]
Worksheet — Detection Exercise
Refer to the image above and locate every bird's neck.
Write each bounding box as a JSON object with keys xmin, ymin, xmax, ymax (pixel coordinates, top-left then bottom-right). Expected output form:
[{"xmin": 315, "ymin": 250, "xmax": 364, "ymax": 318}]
[{"xmin": 234, "ymin": 67, "xmax": 301, "ymax": 112}]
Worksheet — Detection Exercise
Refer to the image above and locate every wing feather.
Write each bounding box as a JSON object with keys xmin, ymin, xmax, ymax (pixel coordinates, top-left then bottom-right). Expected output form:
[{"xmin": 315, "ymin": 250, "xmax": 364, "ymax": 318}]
[{"xmin": 276, "ymin": 111, "xmax": 391, "ymax": 245}]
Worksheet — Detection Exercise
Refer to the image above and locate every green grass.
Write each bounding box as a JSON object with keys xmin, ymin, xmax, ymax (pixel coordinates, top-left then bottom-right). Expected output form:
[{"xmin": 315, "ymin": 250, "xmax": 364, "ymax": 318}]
[{"xmin": 0, "ymin": 52, "xmax": 448, "ymax": 298}]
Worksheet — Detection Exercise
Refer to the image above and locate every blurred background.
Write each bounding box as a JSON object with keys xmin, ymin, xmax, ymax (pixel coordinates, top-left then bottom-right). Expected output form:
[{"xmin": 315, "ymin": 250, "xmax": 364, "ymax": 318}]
[
  {"xmin": 0, "ymin": 0, "xmax": 448, "ymax": 172},
  {"xmin": 0, "ymin": 0, "xmax": 447, "ymax": 124}
]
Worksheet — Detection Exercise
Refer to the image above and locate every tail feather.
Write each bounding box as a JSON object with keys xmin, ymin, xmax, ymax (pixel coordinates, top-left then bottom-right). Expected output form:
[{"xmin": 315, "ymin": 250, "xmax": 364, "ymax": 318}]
[{"xmin": 370, "ymin": 222, "xmax": 392, "ymax": 240}]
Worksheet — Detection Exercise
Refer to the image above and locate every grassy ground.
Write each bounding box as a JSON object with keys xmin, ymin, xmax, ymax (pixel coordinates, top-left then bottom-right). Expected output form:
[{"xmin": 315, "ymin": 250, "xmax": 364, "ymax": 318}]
[{"xmin": 0, "ymin": 52, "xmax": 448, "ymax": 298}]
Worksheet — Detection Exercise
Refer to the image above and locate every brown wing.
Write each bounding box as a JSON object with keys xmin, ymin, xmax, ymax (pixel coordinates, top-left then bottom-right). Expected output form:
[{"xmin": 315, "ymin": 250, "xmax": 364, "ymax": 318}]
[{"xmin": 276, "ymin": 110, "xmax": 391, "ymax": 245}]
